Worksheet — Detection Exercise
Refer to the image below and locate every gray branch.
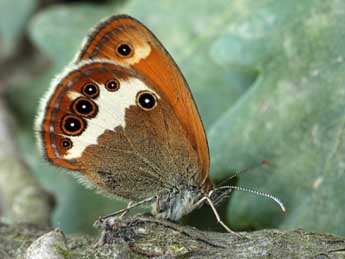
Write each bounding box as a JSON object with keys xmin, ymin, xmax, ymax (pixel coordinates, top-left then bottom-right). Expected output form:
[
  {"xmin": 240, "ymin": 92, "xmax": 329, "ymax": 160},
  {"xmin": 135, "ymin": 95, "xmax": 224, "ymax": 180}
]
[{"xmin": 1, "ymin": 215, "xmax": 345, "ymax": 259}]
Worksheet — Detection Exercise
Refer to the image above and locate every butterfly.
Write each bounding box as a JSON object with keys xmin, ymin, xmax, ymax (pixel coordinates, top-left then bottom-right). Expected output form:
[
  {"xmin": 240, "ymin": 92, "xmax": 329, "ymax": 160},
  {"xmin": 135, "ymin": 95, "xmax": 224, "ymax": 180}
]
[{"xmin": 35, "ymin": 14, "xmax": 285, "ymax": 233}]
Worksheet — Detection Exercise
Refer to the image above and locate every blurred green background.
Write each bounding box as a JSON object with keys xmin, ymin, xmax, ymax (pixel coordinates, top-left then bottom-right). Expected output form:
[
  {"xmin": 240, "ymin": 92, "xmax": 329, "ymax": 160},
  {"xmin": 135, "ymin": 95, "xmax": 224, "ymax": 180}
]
[{"xmin": 1, "ymin": 0, "xmax": 345, "ymax": 236}]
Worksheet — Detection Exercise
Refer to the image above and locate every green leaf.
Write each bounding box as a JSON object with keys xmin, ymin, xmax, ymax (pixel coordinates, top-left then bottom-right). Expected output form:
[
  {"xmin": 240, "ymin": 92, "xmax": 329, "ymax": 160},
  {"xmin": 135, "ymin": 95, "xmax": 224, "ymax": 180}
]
[
  {"xmin": 29, "ymin": 5, "xmax": 111, "ymax": 68},
  {"xmin": 208, "ymin": 0, "xmax": 345, "ymax": 235}
]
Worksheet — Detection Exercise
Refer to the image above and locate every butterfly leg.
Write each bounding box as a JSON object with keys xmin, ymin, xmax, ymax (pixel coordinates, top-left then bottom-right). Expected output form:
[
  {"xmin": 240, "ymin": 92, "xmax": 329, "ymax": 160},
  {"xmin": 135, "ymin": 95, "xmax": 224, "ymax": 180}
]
[
  {"xmin": 119, "ymin": 201, "xmax": 133, "ymax": 218},
  {"xmin": 98, "ymin": 196, "xmax": 155, "ymax": 222},
  {"xmin": 205, "ymin": 195, "xmax": 242, "ymax": 238},
  {"xmin": 191, "ymin": 196, "xmax": 207, "ymax": 210}
]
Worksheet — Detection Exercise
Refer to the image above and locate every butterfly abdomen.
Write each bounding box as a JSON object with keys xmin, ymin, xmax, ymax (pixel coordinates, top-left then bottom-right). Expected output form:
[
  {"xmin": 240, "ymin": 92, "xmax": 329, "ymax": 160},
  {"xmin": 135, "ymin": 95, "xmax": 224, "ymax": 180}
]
[{"xmin": 153, "ymin": 187, "xmax": 202, "ymax": 221}]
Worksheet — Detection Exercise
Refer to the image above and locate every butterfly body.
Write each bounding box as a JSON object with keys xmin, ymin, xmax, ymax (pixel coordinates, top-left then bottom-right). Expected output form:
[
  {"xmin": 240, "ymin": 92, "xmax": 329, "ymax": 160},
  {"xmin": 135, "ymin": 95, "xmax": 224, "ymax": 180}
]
[{"xmin": 36, "ymin": 15, "xmax": 214, "ymax": 221}]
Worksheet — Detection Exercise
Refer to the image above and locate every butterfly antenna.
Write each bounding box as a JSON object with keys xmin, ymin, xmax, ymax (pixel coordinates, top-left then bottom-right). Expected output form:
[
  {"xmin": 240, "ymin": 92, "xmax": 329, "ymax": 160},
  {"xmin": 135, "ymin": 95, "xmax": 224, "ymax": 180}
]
[
  {"xmin": 214, "ymin": 185, "xmax": 286, "ymax": 212},
  {"xmin": 216, "ymin": 160, "xmax": 270, "ymax": 187}
]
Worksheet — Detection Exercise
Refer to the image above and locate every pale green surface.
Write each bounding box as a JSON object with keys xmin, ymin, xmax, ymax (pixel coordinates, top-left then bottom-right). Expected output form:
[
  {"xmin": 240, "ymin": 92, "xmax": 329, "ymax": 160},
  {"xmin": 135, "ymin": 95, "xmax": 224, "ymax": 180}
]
[
  {"xmin": 6, "ymin": 0, "xmax": 345, "ymax": 234},
  {"xmin": 0, "ymin": 0, "xmax": 37, "ymax": 58}
]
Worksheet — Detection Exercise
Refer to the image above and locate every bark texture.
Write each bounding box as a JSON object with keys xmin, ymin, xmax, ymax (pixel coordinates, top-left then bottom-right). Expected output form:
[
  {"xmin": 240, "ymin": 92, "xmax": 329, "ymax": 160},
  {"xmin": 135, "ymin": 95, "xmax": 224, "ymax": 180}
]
[{"xmin": 1, "ymin": 216, "xmax": 345, "ymax": 259}]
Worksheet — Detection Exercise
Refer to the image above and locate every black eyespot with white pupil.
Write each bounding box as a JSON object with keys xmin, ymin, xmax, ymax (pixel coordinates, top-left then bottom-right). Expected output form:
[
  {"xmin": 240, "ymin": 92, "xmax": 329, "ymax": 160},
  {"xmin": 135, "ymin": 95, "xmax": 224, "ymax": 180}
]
[
  {"xmin": 105, "ymin": 79, "xmax": 120, "ymax": 92},
  {"xmin": 82, "ymin": 83, "xmax": 99, "ymax": 98},
  {"xmin": 72, "ymin": 97, "xmax": 97, "ymax": 118},
  {"xmin": 61, "ymin": 115, "xmax": 86, "ymax": 136},
  {"xmin": 116, "ymin": 43, "xmax": 132, "ymax": 57},
  {"xmin": 61, "ymin": 138, "xmax": 72, "ymax": 149},
  {"xmin": 136, "ymin": 91, "xmax": 157, "ymax": 111},
  {"xmin": 64, "ymin": 117, "xmax": 81, "ymax": 131}
]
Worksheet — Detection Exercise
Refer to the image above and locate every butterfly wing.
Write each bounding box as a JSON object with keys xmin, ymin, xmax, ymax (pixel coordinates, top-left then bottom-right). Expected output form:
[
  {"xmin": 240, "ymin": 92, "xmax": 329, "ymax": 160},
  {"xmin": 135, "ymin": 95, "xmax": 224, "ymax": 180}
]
[
  {"xmin": 75, "ymin": 15, "xmax": 210, "ymax": 182},
  {"xmin": 36, "ymin": 61, "xmax": 204, "ymax": 201}
]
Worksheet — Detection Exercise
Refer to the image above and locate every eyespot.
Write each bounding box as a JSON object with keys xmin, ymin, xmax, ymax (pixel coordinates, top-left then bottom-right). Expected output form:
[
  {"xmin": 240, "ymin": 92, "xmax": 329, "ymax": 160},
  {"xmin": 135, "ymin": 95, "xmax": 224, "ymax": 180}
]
[
  {"xmin": 61, "ymin": 115, "xmax": 86, "ymax": 136},
  {"xmin": 105, "ymin": 79, "xmax": 120, "ymax": 92},
  {"xmin": 71, "ymin": 97, "xmax": 98, "ymax": 118},
  {"xmin": 82, "ymin": 83, "xmax": 99, "ymax": 98},
  {"xmin": 116, "ymin": 43, "xmax": 133, "ymax": 57},
  {"xmin": 61, "ymin": 138, "xmax": 73, "ymax": 150},
  {"xmin": 136, "ymin": 91, "xmax": 157, "ymax": 111}
]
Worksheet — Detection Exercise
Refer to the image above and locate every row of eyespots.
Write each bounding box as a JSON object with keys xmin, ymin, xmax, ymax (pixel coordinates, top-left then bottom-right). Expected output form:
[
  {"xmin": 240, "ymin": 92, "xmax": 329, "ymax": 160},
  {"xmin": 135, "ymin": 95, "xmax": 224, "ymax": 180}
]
[
  {"xmin": 81, "ymin": 79, "xmax": 120, "ymax": 98},
  {"xmin": 59, "ymin": 79, "xmax": 120, "ymax": 151},
  {"xmin": 58, "ymin": 40, "xmax": 134, "ymax": 151},
  {"xmin": 58, "ymin": 77, "xmax": 158, "ymax": 151}
]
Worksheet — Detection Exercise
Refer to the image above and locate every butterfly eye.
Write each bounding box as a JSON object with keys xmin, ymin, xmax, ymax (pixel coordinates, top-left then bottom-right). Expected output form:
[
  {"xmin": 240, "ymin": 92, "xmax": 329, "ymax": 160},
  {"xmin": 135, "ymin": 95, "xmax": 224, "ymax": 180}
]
[
  {"xmin": 116, "ymin": 43, "xmax": 133, "ymax": 57},
  {"xmin": 61, "ymin": 115, "xmax": 86, "ymax": 136},
  {"xmin": 61, "ymin": 138, "xmax": 73, "ymax": 150},
  {"xmin": 82, "ymin": 83, "xmax": 99, "ymax": 98},
  {"xmin": 71, "ymin": 97, "xmax": 98, "ymax": 118},
  {"xmin": 105, "ymin": 79, "xmax": 120, "ymax": 92},
  {"xmin": 136, "ymin": 91, "xmax": 157, "ymax": 111}
]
